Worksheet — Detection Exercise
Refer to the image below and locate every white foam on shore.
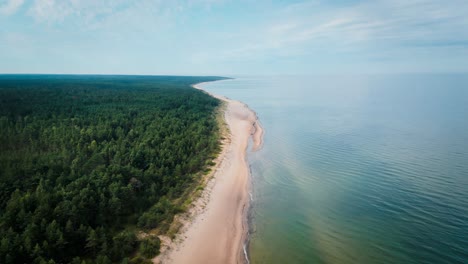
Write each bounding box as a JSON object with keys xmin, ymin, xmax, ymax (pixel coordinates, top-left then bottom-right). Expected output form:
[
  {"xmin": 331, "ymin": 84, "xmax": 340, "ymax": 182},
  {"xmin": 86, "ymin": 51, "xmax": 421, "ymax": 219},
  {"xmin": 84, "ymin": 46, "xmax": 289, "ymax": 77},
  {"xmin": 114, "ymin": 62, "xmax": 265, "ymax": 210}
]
[{"xmin": 243, "ymin": 242, "xmax": 250, "ymax": 264}]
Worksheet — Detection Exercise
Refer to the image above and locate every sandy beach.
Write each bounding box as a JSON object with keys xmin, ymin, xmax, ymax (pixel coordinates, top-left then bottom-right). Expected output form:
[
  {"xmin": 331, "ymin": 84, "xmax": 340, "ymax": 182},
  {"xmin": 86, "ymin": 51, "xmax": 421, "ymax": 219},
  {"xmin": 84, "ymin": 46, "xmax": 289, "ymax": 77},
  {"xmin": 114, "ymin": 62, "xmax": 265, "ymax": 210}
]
[{"xmin": 154, "ymin": 83, "xmax": 263, "ymax": 264}]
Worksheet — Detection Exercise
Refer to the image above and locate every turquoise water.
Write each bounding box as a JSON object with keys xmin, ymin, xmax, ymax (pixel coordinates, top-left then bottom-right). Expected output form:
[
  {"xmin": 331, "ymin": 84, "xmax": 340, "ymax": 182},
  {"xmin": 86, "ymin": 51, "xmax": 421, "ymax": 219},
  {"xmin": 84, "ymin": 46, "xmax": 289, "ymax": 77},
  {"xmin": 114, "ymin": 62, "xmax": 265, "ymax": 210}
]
[{"xmin": 201, "ymin": 75, "xmax": 468, "ymax": 264}]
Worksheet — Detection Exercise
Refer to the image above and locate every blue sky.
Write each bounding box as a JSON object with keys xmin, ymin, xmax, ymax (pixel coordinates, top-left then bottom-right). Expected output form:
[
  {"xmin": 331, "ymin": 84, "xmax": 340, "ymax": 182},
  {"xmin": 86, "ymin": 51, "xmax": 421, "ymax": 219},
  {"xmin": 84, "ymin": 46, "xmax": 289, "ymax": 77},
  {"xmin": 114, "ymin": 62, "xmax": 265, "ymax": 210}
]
[{"xmin": 1, "ymin": 0, "xmax": 468, "ymax": 75}]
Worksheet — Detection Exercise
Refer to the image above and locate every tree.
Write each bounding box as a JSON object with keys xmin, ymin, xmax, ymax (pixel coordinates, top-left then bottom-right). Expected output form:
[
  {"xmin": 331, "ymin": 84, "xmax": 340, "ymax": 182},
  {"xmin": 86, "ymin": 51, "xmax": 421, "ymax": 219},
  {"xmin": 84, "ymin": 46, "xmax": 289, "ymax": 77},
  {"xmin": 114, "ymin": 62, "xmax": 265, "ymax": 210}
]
[
  {"xmin": 0, "ymin": 75, "xmax": 224, "ymax": 262},
  {"xmin": 85, "ymin": 229, "xmax": 98, "ymax": 255},
  {"xmin": 139, "ymin": 236, "xmax": 161, "ymax": 258}
]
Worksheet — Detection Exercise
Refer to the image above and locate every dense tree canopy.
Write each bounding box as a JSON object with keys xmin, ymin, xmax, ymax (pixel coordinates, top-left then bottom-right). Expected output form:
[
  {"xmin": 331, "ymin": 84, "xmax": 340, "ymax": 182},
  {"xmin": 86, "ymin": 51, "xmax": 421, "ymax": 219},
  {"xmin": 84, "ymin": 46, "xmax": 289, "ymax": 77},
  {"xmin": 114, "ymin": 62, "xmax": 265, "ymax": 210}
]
[{"xmin": 0, "ymin": 75, "xmax": 226, "ymax": 263}]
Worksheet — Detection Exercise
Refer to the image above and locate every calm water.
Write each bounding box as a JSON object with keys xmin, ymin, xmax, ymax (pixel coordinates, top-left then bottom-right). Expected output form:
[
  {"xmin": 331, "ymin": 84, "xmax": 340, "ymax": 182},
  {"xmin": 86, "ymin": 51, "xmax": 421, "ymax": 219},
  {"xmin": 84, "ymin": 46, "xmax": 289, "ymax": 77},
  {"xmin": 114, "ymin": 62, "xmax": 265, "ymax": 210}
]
[{"xmin": 201, "ymin": 75, "xmax": 468, "ymax": 264}]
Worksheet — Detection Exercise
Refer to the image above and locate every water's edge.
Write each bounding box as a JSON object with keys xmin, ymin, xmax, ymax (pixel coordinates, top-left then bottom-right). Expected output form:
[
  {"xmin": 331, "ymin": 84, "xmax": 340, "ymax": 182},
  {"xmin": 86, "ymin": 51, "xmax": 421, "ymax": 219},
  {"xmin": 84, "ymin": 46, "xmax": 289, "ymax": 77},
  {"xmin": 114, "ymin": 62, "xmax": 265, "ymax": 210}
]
[{"xmin": 195, "ymin": 81, "xmax": 264, "ymax": 264}]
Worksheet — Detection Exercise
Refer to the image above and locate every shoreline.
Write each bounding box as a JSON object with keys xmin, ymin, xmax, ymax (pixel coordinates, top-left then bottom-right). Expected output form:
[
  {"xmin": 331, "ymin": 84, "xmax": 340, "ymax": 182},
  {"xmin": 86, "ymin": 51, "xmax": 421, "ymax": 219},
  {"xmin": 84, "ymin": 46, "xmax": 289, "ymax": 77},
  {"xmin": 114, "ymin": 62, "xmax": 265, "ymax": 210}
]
[{"xmin": 154, "ymin": 81, "xmax": 263, "ymax": 264}]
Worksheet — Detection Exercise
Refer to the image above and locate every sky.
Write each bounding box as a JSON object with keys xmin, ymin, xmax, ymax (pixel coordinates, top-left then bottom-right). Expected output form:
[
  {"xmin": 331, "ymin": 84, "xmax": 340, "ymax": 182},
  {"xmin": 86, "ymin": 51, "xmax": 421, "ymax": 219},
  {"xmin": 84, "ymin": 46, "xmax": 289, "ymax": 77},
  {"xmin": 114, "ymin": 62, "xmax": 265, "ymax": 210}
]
[{"xmin": 1, "ymin": 0, "xmax": 468, "ymax": 75}]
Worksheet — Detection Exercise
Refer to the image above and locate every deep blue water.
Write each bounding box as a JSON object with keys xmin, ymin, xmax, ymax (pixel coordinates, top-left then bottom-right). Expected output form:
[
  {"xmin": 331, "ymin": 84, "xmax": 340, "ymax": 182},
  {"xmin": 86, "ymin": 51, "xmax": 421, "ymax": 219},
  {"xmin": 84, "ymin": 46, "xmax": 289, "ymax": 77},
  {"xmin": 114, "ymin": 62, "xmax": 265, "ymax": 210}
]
[{"xmin": 201, "ymin": 75, "xmax": 468, "ymax": 264}]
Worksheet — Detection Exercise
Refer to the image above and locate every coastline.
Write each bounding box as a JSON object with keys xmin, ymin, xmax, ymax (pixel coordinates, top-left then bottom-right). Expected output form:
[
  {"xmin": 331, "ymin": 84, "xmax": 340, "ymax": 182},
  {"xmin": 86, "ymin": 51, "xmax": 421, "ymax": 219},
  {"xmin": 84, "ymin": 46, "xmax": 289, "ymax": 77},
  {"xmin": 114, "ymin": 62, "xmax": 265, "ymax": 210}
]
[{"xmin": 154, "ymin": 82, "xmax": 263, "ymax": 264}]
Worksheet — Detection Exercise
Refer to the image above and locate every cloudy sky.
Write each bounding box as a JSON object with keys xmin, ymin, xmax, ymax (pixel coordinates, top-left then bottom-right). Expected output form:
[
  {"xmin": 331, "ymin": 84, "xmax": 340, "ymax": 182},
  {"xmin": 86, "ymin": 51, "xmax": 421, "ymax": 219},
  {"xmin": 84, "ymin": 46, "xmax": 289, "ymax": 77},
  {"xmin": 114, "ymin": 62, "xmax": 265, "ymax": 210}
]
[{"xmin": 1, "ymin": 0, "xmax": 468, "ymax": 75}]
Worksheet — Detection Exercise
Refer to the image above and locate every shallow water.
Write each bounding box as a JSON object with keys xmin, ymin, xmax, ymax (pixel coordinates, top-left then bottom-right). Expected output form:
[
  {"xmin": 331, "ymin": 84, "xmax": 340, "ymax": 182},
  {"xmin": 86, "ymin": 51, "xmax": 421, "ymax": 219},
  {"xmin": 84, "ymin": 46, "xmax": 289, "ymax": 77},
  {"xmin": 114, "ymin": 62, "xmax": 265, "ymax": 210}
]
[{"xmin": 200, "ymin": 75, "xmax": 468, "ymax": 264}]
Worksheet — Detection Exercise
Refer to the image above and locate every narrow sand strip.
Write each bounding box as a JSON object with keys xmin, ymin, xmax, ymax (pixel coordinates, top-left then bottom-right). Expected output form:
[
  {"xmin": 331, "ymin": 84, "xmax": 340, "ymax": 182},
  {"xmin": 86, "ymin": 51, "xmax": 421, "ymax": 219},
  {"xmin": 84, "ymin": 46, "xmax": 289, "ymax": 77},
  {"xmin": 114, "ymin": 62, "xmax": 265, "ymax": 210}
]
[{"xmin": 154, "ymin": 83, "xmax": 263, "ymax": 264}]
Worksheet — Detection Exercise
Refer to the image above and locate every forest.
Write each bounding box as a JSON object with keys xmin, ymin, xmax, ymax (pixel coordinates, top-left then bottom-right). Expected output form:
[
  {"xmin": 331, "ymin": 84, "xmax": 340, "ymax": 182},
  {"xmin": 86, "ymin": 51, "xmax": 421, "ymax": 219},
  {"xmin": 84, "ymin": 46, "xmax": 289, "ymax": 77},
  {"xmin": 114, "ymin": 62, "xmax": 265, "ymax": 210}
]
[{"xmin": 0, "ymin": 75, "xmax": 226, "ymax": 263}]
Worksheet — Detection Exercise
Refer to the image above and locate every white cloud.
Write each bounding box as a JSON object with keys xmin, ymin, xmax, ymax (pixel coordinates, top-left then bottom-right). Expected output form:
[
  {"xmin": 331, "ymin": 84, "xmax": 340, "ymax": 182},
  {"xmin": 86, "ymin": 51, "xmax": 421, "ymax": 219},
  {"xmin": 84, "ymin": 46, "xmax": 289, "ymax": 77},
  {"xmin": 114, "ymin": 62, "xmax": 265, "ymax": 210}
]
[
  {"xmin": 28, "ymin": 0, "xmax": 70, "ymax": 22},
  {"xmin": 28, "ymin": 0, "xmax": 146, "ymax": 24},
  {"xmin": 0, "ymin": 0, "xmax": 24, "ymax": 15},
  {"xmin": 233, "ymin": 0, "xmax": 468, "ymax": 57},
  {"xmin": 186, "ymin": 0, "xmax": 468, "ymax": 71},
  {"xmin": 26, "ymin": 0, "xmax": 222, "ymax": 26},
  {"xmin": 4, "ymin": 0, "xmax": 468, "ymax": 73}
]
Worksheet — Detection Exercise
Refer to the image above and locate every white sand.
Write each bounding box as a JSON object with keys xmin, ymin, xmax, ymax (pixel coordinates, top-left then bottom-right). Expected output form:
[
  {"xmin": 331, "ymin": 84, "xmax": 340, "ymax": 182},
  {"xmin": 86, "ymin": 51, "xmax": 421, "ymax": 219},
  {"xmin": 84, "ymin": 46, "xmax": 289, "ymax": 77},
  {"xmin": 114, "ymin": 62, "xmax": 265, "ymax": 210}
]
[{"xmin": 154, "ymin": 83, "xmax": 263, "ymax": 264}]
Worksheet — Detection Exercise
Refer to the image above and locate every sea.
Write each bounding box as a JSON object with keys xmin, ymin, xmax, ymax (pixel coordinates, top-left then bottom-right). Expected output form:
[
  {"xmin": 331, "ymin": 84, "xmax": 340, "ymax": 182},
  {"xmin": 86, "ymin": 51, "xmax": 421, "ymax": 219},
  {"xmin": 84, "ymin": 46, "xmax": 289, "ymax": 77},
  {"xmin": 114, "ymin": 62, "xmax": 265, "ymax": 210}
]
[{"xmin": 200, "ymin": 74, "xmax": 468, "ymax": 264}]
